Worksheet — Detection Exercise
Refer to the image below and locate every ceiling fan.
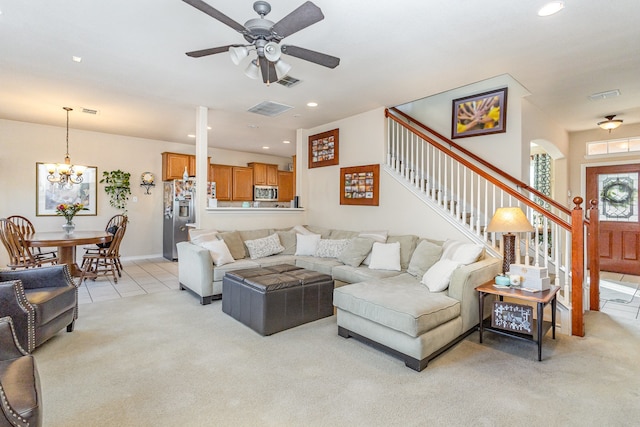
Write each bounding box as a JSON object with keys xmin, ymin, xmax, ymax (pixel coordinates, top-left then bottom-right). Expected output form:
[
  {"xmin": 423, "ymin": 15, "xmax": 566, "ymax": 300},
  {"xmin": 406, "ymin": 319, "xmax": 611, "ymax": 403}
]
[{"xmin": 182, "ymin": 0, "xmax": 340, "ymax": 85}]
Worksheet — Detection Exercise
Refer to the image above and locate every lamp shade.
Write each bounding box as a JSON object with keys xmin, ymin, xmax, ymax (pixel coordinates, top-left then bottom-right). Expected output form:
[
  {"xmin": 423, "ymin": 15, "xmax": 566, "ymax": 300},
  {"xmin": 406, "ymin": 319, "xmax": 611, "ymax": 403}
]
[
  {"xmin": 229, "ymin": 46, "xmax": 249, "ymax": 65},
  {"xmin": 486, "ymin": 207, "xmax": 534, "ymax": 233},
  {"xmin": 274, "ymin": 59, "xmax": 291, "ymax": 78},
  {"xmin": 244, "ymin": 60, "xmax": 260, "ymax": 79},
  {"xmin": 597, "ymin": 115, "xmax": 623, "ymax": 131}
]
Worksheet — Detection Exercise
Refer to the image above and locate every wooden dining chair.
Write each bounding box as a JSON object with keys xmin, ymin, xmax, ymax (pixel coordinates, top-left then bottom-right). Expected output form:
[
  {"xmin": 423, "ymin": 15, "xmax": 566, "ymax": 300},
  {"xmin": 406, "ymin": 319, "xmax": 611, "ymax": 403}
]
[
  {"xmin": 79, "ymin": 225, "xmax": 126, "ymax": 283},
  {"xmin": 7, "ymin": 215, "xmax": 58, "ymax": 260},
  {"xmin": 0, "ymin": 218, "xmax": 58, "ymax": 269},
  {"xmin": 83, "ymin": 214, "xmax": 128, "ymax": 274}
]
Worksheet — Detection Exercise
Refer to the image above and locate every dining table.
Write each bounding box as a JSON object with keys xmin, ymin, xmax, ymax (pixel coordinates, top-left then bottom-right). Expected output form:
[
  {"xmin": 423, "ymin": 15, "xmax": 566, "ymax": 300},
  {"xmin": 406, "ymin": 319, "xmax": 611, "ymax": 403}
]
[{"xmin": 22, "ymin": 230, "xmax": 112, "ymax": 277}]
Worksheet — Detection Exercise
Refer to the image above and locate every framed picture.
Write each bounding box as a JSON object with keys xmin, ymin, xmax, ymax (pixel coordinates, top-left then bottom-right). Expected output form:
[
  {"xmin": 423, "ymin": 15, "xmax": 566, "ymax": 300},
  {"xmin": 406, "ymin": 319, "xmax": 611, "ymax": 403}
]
[
  {"xmin": 451, "ymin": 87, "xmax": 508, "ymax": 139},
  {"xmin": 36, "ymin": 163, "xmax": 98, "ymax": 216},
  {"xmin": 308, "ymin": 128, "xmax": 339, "ymax": 168},
  {"xmin": 340, "ymin": 164, "xmax": 379, "ymax": 206}
]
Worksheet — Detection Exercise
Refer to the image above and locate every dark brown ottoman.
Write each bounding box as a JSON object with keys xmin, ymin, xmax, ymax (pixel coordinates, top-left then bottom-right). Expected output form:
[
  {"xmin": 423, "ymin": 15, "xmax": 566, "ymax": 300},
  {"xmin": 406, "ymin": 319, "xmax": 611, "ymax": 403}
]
[{"xmin": 222, "ymin": 264, "xmax": 334, "ymax": 336}]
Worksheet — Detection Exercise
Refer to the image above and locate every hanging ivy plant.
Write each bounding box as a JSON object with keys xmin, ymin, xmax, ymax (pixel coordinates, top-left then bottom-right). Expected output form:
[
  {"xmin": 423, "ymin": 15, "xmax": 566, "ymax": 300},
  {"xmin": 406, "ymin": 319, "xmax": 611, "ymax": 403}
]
[{"xmin": 100, "ymin": 170, "xmax": 131, "ymax": 212}]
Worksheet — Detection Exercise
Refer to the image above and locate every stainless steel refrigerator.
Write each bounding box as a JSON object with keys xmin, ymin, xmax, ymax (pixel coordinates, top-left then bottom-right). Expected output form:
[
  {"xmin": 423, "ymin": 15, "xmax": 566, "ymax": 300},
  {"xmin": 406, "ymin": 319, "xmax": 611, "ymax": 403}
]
[{"xmin": 163, "ymin": 179, "xmax": 195, "ymax": 261}]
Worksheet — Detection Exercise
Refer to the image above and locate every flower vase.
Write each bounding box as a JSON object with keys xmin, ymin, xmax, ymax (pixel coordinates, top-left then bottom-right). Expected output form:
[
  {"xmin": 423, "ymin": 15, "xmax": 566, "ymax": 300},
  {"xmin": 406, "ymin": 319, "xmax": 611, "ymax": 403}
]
[{"xmin": 62, "ymin": 219, "xmax": 75, "ymax": 234}]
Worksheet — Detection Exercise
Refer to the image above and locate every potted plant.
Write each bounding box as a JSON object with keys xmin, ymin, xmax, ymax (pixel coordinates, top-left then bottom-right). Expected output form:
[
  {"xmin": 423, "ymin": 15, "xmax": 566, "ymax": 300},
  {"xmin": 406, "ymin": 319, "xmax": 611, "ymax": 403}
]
[{"xmin": 101, "ymin": 170, "xmax": 131, "ymax": 212}]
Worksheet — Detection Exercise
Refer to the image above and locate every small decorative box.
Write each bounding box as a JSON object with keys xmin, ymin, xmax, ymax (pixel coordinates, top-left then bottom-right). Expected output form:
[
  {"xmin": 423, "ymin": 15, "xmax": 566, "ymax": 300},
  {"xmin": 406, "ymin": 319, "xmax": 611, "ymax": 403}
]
[{"xmin": 509, "ymin": 264, "xmax": 549, "ymax": 280}]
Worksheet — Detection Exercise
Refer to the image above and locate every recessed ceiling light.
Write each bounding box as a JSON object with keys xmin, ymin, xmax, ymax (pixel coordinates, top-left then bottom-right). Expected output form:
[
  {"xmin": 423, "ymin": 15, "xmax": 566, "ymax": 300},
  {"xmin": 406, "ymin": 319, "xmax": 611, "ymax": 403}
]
[
  {"xmin": 262, "ymin": 146, "xmax": 270, "ymax": 150},
  {"xmin": 72, "ymin": 56, "xmax": 82, "ymax": 63},
  {"xmin": 306, "ymin": 102, "xmax": 318, "ymax": 107},
  {"xmin": 538, "ymin": 1, "xmax": 564, "ymax": 17},
  {"xmin": 248, "ymin": 124, "xmax": 259, "ymax": 128},
  {"xmin": 282, "ymin": 140, "xmax": 291, "ymax": 144},
  {"xmin": 187, "ymin": 134, "xmax": 196, "ymax": 138},
  {"xmin": 207, "ymin": 126, "xmax": 212, "ymax": 130}
]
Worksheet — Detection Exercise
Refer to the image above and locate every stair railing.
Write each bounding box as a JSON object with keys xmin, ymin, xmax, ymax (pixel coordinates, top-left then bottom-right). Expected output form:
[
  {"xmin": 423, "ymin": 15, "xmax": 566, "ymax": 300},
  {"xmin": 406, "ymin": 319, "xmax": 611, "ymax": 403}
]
[{"xmin": 385, "ymin": 108, "xmax": 598, "ymax": 336}]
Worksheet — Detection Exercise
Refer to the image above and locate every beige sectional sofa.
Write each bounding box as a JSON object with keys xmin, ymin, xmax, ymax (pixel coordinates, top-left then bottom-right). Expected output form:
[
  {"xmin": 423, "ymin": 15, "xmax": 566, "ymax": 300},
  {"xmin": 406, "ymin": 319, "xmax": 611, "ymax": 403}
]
[{"xmin": 176, "ymin": 225, "xmax": 500, "ymax": 371}]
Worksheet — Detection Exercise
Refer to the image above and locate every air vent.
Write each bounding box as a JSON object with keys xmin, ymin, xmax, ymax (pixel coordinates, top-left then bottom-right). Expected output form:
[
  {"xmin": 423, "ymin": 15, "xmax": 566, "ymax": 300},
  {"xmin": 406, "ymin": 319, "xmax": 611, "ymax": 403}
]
[
  {"xmin": 247, "ymin": 101, "xmax": 293, "ymax": 117},
  {"xmin": 277, "ymin": 75, "xmax": 302, "ymax": 88},
  {"xmin": 82, "ymin": 108, "xmax": 99, "ymax": 115},
  {"xmin": 588, "ymin": 89, "xmax": 621, "ymax": 101}
]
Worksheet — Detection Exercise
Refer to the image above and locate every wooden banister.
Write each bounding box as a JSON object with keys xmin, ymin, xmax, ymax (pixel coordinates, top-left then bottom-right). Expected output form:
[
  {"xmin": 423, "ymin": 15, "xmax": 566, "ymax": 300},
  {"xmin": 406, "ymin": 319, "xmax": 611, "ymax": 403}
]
[
  {"xmin": 571, "ymin": 197, "xmax": 585, "ymax": 337},
  {"xmin": 386, "ymin": 109, "xmax": 571, "ymax": 231},
  {"xmin": 387, "ymin": 107, "xmax": 572, "ymax": 216},
  {"xmin": 588, "ymin": 199, "xmax": 600, "ymax": 311}
]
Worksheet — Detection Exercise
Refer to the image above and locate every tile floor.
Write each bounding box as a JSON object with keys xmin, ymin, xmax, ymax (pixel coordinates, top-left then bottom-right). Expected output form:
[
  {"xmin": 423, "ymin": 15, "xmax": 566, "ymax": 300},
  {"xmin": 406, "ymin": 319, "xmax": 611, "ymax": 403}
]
[
  {"xmin": 77, "ymin": 257, "xmax": 180, "ymax": 304},
  {"xmin": 78, "ymin": 257, "xmax": 640, "ymax": 321},
  {"xmin": 598, "ymin": 271, "xmax": 640, "ymax": 320}
]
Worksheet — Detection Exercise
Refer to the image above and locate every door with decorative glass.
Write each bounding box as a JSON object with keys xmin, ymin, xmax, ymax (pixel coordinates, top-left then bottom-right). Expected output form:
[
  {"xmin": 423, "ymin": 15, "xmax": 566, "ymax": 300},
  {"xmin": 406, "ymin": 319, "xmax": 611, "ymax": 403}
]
[{"xmin": 586, "ymin": 164, "xmax": 640, "ymax": 275}]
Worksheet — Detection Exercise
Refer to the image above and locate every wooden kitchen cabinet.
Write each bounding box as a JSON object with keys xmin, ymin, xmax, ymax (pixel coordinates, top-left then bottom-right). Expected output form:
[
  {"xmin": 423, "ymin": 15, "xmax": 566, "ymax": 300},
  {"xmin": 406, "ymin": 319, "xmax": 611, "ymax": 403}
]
[
  {"xmin": 232, "ymin": 167, "xmax": 254, "ymax": 201},
  {"xmin": 248, "ymin": 162, "xmax": 278, "ymax": 186},
  {"xmin": 277, "ymin": 171, "xmax": 294, "ymax": 202},
  {"xmin": 209, "ymin": 164, "xmax": 233, "ymax": 201},
  {"xmin": 161, "ymin": 152, "xmax": 210, "ymax": 181},
  {"xmin": 162, "ymin": 152, "xmax": 191, "ymax": 181}
]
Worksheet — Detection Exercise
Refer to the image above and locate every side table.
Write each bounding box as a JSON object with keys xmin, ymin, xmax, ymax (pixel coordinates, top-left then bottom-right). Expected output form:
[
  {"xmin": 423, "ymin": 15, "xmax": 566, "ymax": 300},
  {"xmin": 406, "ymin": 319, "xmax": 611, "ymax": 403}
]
[{"xmin": 476, "ymin": 280, "xmax": 560, "ymax": 361}]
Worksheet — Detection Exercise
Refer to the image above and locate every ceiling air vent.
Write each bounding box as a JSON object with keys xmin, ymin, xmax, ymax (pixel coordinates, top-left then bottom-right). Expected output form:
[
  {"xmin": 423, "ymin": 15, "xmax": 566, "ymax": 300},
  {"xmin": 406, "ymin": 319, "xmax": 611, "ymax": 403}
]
[
  {"xmin": 277, "ymin": 75, "xmax": 302, "ymax": 88},
  {"xmin": 588, "ymin": 89, "xmax": 620, "ymax": 101},
  {"xmin": 247, "ymin": 101, "xmax": 293, "ymax": 117},
  {"xmin": 82, "ymin": 108, "xmax": 99, "ymax": 115}
]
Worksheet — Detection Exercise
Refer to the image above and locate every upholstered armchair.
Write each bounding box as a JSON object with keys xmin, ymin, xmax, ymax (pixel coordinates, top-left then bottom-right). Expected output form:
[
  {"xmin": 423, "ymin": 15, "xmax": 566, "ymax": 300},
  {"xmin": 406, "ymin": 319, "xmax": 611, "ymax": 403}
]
[
  {"xmin": 0, "ymin": 265, "xmax": 78, "ymax": 352},
  {"xmin": 0, "ymin": 316, "xmax": 42, "ymax": 427}
]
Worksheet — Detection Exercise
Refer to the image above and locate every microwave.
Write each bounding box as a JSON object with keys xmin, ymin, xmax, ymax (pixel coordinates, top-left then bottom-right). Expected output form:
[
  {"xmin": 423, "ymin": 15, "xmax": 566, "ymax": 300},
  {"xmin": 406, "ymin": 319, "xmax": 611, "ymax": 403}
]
[{"xmin": 254, "ymin": 185, "xmax": 278, "ymax": 201}]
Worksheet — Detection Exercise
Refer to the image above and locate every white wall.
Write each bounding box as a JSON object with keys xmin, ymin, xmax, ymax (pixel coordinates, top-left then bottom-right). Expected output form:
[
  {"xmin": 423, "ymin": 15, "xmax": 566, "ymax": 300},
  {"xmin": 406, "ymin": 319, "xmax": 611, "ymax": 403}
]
[
  {"xmin": 0, "ymin": 119, "xmax": 292, "ymax": 266},
  {"xmin": 297, "ymin": 107, "xmax": 469, "ymax": 240},
  {"xmin": 396, "ymin": 74, "xmax": 530, "ymax": 181}
]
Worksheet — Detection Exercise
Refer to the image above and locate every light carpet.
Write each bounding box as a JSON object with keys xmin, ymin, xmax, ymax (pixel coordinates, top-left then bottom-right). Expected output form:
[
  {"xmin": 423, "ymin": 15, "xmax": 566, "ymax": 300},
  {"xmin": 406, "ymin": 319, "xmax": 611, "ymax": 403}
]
[{"xmin": 34, "ymin": 290, "xmax": 640, "ymax": 426}]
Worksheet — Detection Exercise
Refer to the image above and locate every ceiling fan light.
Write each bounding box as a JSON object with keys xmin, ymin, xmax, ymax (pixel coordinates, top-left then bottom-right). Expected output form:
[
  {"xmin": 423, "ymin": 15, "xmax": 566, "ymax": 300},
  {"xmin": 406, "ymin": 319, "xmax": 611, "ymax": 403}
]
[
  {"xmin": 263, "ymin": 42, "xmax": 281, "ymax": 62},
  {"xmin": 274, "ymin": 59, "xmax": 291, "ymax": 79},
  {"xmin": 597, "ymin": 115, "xmax": 623, "ymax": 131},
  {"xmin": 229, "ymin": 46, "xmax": 249, "ymax": 65},
  {"xmin": 244, "ymin": 59, "xmax": 260, "ymax": 79}
]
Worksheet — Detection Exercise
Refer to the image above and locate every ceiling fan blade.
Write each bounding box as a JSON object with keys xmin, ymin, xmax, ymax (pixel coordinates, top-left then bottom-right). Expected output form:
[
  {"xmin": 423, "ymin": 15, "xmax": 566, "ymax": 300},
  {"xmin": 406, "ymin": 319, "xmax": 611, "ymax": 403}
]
[
  {"xmin": 271, "ymin": 1, "xmax": 324, "ymax": 39},
  {"xmin": 258, "ymin": 56, "xmax": 278, "ymax": 84},
  {"xmin": 182, "ymin": 0, "xmax": 247, "ymax": 33},
  {"xmin": 281, "ymin": 45, "xmax": 340, "ymax": 69},
  {"xmin": 186, "ymin": 44, "xmax": 243, "ymax": 58}
]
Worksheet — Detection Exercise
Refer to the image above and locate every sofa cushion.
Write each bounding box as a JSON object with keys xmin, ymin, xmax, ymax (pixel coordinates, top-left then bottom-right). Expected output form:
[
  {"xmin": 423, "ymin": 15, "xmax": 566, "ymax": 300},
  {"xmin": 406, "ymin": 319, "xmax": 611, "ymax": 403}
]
[
  {"xmin": 386, "ymin": 235, "xmax": 419, "ymax": 270},
  {"xmin": 244, "ymin": 233, "xmax": 284, "ymax": 259},
  {"xmin": 276, "ymin": 230, "xmax": 297, "ymax": 255},
  {"xmin": 368, "ymin": 242, "xmax": 401, "ymax": 271},
  {"xmin": 315, "ymin": 239, "xmax": 350, "ymax": 258},
  {"xmin": 256, "ymin": 254, "xmax": 298, "ymax": 268},
  {"xmin": 334, "ymin": 280, "xmax": 460, "ymax": 337},
  {"xmin": 338, "ymin": 237, "xmax": 374, "ymax": 267},
  {"xmin": 292, "ymin": 225, "xmax": 314, "ymax": 235},
  {"xmin": 332, "ymin": 265, "xmax": 402, "ymax": 284},
  {"xmin": 200, "ymin": 239, "xmax": 235, "ymax": 266},
  {"xmin": 295, "ymin": 234, "xmax": 321, "ymax": 256},
  {"xmin": 329, "ymin": 229, "xmax": 359, "ymax": 240},
  {"xmin": 441, "ymin": 239, "xmax": 483, "ymax": 264},
  {"xmin": 217, "ymin": 231, "xmax": 246, "ymax": 260},
  {"xmin": 421, "ymin": 259, "xmax": 462, "ymax": 292},
  {"xmin": 295, "ymin": 257, "xmax": 343, "ymax": 276},
  {"xmin": 213, "ymin": 259, "xmax": 261, "ymax": 282},
  {"xmin": 407, "ymin": 240, "xmax": 443, "ymax": 278}
]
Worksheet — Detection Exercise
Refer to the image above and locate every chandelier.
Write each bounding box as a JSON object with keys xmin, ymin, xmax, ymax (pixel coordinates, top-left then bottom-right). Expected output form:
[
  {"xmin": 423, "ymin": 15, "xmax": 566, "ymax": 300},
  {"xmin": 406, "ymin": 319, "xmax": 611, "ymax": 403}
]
[{"xmin": 46, "ymin": 107, "xmax": 85, "ymax": 187}]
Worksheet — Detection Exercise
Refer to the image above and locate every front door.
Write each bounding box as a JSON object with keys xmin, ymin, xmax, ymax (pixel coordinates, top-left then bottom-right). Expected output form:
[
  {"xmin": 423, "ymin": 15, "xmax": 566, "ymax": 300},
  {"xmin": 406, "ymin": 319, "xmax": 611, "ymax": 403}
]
[{"xmin": 586, "ymin": 164, "xmax": 640, "ymax": 275}]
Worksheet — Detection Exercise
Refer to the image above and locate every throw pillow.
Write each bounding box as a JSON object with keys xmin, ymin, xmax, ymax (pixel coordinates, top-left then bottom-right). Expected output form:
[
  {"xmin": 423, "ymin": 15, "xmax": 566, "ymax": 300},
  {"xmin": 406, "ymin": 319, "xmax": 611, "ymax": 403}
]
[
  {"xmin": 315, "ymin": 239, "xmax": 350, "ymax": 258},
  {"xmin": 441, "ymin": 239, "xmax": 483, "ymax": 265},
  {"xmin": 368, "ymin": 242, "xmax": 401, "ymax": 271},
  {"xmin": 359, "ymin": 230, "xmax": 388, "ymax": 265},
  {"xmin": 276, "ymin": 230, "xmax": 297, "ymax": 255},
  {"xmin": 200, "ymin": 239, "xmax": 235, "ymax": 266},
  {"xmin": 97, "ymin": 225, "xmax": 118, "ymax": 248},
  {"xmin": 407, "ymin": 240, "xmax": 443, "ymax": 278},
  {"xmin": 338, "ymin": 237, "xmax": 375, "ymax": 267},
  {"xmin": 189, "ymin": 229, "xmax": 218, "ymax": 246},
  {"xmin": 294, "ymin": 233, "xmax": 321, "ymax": 256},
  {"xmin": 421, "ymin": 259, "xmax": 462, "ymax": 292},
  {"xmin": 217, "ymin": 231, "xmax": 245, "ymax": 260},
  {"xmin": 292, "ymin": 225, "xmax": 314, "ymax": 235},
  {"xmin": 244, "ymin": 233, "xmax": 285, "ymax": 260}
]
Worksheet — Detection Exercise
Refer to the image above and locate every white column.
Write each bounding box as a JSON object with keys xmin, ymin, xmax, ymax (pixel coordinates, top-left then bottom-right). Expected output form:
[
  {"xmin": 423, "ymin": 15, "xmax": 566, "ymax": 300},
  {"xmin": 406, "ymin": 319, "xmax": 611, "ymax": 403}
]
[{"xmin": 195, "ymin": 106, "xmax": 208, "ymax": 228}]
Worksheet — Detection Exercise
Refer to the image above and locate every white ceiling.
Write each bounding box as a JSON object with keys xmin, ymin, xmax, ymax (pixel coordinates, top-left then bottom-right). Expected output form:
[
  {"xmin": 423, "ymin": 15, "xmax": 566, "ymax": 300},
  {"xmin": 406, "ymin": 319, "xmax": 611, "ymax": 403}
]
[{"xmin": 1, "ymin": 0, "xmax": 639, "ymax": 158}]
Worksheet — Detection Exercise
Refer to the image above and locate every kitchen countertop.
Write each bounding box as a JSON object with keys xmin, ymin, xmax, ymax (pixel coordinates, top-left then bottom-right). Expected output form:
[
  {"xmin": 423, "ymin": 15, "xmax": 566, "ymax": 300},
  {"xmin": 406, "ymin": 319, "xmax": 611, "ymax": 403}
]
[{"xmin": 205, "ymin": 207, "xmax": 304, "ymax": 212}]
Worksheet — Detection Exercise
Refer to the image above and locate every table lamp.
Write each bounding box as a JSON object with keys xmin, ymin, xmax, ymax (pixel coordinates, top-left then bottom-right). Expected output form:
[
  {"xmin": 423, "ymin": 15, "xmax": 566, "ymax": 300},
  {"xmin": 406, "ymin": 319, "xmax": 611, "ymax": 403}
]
[{"xmin": 486, "ymin": 207, "xmax": 534, "ymax": 273}]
